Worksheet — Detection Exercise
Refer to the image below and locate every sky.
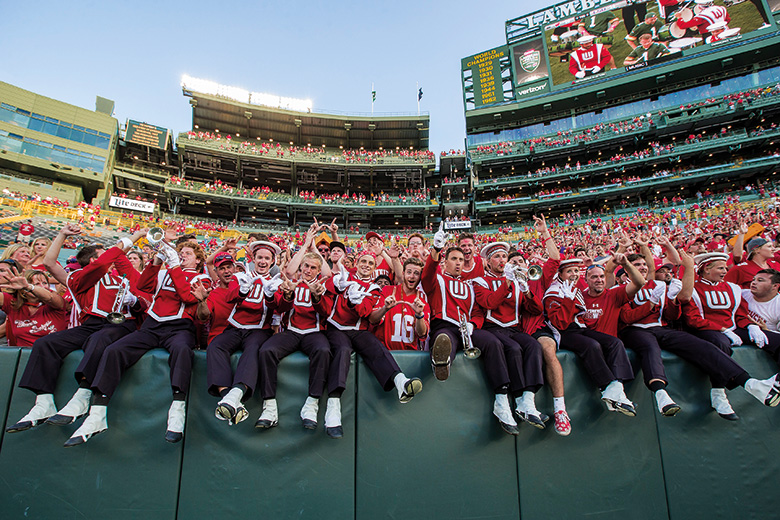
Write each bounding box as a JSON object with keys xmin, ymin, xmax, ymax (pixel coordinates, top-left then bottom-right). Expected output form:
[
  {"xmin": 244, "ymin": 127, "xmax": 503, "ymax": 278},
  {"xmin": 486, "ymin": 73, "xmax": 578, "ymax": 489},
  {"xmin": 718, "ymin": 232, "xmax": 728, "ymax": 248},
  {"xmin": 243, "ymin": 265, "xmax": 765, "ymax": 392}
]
[{"xmin": 1, "ymin": 0, "xmax": 550, "ymax": 155}]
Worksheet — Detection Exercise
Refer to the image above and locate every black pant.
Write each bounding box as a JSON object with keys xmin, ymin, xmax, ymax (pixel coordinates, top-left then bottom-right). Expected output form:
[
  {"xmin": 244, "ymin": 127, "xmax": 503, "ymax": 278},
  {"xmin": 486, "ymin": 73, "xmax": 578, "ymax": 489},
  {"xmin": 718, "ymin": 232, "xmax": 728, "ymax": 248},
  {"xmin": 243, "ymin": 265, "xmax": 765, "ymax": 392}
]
[
  {"xmin": 19, "ymin": 316, "xmax": 135, "ymax": 395},
  {"xmin": 326, "ymin": 328, "xmax": 401, "ymax": 394},
  {"xmin": 485, "ymin": 326, "xmax": 544, "ymax": 394},
  {"xmin": 559, "ymin": 327, "xmax": 634, "ymax": 388},
  {"xmin": 258, "ymin": 330, "xmax": 330, "ymax": 399},
  {"xmin": 206, "ymin": 326, "xmax": 272, "ymax": 399},
  {"xmin": 91, "ymin": 318, "xmax": 196, "ymax": 399},
  {"xmin": 621, "ymin": 326, "xmax": 748, "ymax": 390},
  {"xmin": 430, "ymin": 320, "xmax": 509, "ymax": 391}
]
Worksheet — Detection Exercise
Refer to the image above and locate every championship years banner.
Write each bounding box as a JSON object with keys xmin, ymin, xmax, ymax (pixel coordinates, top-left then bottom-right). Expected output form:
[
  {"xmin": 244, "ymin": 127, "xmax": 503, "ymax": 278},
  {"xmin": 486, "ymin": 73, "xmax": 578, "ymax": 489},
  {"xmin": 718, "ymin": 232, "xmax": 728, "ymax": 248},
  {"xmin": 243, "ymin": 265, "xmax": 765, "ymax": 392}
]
[{"xmin": 109, "ymin": 196, "xmax": 155, "ymax": 214}]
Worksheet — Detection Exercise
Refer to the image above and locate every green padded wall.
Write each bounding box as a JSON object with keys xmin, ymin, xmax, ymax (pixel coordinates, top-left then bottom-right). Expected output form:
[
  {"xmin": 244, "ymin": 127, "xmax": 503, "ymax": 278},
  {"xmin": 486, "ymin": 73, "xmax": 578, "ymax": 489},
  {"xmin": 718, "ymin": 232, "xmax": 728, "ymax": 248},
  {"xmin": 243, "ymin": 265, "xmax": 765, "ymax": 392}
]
[
  {"xmin": 656, "ymin": 347, "xmax": 780, "ymax": 520},
  {"xmin": 177, "ymin": 351, "xmax": 356, "ymax": 520},
  {"xmin": 1, "ymin": 346, "xmax": 779, "ymax": 520},
  {"xmin": 0, "ymin": 349, "xmax": 183, "ymax": 520},
  {"xmin": 516, "ymin": 350, "xmax": 668, "ymax": 520},
  {"xmin": 355, "ymin": 352, "xmax": 521, "ymax": 520},
  {"xmin": 0, "ymin": 348, "xmax": 21, "ymax": 452}
]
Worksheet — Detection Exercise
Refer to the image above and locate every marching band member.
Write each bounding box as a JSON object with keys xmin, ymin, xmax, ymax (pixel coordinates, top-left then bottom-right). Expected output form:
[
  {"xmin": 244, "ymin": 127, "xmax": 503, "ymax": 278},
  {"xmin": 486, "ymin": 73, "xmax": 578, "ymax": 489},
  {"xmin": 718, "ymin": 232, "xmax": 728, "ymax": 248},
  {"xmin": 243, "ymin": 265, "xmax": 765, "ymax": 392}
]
[
  {"xmin": 422, "ymin": 226, "xmax": 512, "ymax": 430},
  {"xmin": 682, "ymin": 253, "xmax": 780, "ymax": 419},
  {"xmin": 63, "ymin": 239, "xmax": 210, "ymax": 446},
  {"xmin": 473, "ymin": 242, "xmax": 547, "ymax": 434},
  {"xmin": 210, "ymin": 241, "xmax": 285, "ymax": 427},
  {"xmin": 255, "ymin": 247, "xmax": 331, "ymax": 430},
  {"xmin": 569, "ymin": 34, "xmax": 612, "ymax": 79},
  {"xmin": 544, "ymin": 257, "xmax": 637, "ymax": 416},
  {"xmin": 6, "ymin": 224, "xmax": 145, "ymax": 434},
  {"xmin": 323, "ymin": 250, "xmax": 423, "ymax": 438}
]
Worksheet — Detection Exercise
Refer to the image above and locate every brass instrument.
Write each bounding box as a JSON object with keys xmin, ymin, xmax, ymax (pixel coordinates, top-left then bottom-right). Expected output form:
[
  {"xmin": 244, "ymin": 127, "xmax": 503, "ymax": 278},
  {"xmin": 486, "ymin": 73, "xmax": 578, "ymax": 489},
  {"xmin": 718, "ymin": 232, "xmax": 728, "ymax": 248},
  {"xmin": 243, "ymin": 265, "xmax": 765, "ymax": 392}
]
[
  {"xmin": 459, "ymin": 310, "xmax": 481, "ymax": 360},
  {"xmin": 515, "ymin": 264, "xmax": 543, "ymax": 283},
  {"xmin": 146, "ymin": 227, "xmax": 168, "ymax": 251},
  {"xmin": 106, "ymin": 276, "xmax": 130, "ymax": 324}
]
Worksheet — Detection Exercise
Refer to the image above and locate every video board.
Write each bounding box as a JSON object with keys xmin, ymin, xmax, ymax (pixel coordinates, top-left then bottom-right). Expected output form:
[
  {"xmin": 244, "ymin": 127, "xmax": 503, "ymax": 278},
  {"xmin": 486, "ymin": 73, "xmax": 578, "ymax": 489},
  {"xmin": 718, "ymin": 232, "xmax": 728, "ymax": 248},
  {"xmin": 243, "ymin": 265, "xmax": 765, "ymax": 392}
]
[
  {"xmin": 125, "ymin": 120, "xmax": 171, "ymax": 150},
  {"xmin": 463, "ymin": 0, "xmax": 775, "ymax": 110}
]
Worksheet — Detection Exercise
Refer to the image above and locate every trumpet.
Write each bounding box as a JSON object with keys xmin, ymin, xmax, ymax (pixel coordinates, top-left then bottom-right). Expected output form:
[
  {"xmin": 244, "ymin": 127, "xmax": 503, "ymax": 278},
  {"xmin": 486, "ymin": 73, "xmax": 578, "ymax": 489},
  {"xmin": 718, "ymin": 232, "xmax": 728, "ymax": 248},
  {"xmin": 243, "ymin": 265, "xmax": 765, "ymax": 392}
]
[
  {"xmin": 106, "ymin": 276, "xmax": 130, "ymax": 324},
  {"xmin": 459, "ymin": 311, "xmax": 481, "ymax": 360},
  {"xmin": 146, "ymin": 227, "xmax": 170, "ymax": 251},
  {"xmin": 514, "ymin": 264, "xmax": 543, "ymax": 283}
]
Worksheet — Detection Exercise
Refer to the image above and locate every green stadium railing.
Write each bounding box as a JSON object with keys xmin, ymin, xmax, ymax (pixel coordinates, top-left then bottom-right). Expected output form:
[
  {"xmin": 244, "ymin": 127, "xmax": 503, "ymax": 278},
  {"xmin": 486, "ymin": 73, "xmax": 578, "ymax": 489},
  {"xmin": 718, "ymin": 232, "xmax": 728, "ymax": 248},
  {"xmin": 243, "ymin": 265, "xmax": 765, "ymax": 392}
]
[
  {"xmin": 468, "ymin": 84, "xmax": 780, "ymax": 163},
  {"xmin": 475, "ymin": 155, "xmax": 780, "ymax": 213},
  {"xmin": 475, "ymin": 129, "xmax": 751, "ymax": 191},
  {"xmin": 177, "ymin": 134, "xmax": 436, "ymax": 167},
  {"xmin": 1, "ymin": 347, "xmax": 779, "ymax": 520}
]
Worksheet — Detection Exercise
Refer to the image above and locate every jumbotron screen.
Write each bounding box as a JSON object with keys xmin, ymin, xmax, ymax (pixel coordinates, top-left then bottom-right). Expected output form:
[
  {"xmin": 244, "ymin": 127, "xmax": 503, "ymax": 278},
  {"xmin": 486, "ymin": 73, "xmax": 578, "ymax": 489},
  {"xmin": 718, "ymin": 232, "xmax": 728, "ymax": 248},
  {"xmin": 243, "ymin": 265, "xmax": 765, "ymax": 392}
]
[{"xmin": 463, "ymin": 0, "xmax": 776, "ymax": 109}]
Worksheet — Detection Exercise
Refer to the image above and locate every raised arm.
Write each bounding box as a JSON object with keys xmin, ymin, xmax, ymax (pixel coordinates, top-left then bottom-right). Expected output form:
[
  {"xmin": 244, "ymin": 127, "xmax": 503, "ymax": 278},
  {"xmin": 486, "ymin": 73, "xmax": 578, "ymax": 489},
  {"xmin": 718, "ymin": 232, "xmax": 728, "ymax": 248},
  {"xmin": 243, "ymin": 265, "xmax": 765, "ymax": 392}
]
[{"xmin": 43, "ymin": 223, "xmax": 81, "ymax": 286}]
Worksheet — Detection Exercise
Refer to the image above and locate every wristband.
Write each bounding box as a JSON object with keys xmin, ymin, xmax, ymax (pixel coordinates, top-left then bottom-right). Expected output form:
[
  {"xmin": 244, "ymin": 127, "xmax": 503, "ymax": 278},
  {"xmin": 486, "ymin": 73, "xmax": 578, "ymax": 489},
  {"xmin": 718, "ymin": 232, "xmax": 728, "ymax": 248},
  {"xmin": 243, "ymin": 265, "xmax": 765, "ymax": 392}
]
[
  {"xmin": 27, "ymin": 284, "xmax": 35, "ymax": 293},
  {"xmin": 544, "ymin": 236, "xmax": 553, "ymax": 242},
  {"xmin": 118, "ymin": 237, "xmax": 133, "ymax": 249},
  {"xmin": 415, "ymin": 313, "xmax": 424, "ymax": 319}
]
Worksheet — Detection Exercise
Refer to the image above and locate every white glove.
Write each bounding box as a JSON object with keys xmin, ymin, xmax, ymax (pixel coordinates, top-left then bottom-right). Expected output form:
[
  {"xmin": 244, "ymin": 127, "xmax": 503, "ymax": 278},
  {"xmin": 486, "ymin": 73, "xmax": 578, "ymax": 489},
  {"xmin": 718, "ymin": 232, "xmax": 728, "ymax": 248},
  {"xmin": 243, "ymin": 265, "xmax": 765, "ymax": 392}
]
[
  {"xmin": 723, "ymin": 329, "xmax": 743, "ymax": 346},
  {"xmin": 666, "ymin": 278, "xmax": 683, "ymax": 300},
  {"xmin": 560, "ymin": 279, "xmax": 577, "ymax": 300},
  {"xmin": 591, "ymin": 66, "xmax": 601, "ymax": 74},
  {"xmin": 433, "ymin": 222, "xmax": 447, "ymax": 250},
  {"xmin": 465, "ymin": 322, "xmax": 474, "ymax": 339},
  {"xmin": 162, "ymin": 245, "xmax": 180, "ymax": 268},
  {"xmin": 346, "ymin": 282, "xmax": 369, "ymax": 305},
  {"xmin": 575, "ymin": 71, "xmax": 586, "ymax": 79},
  {"xmin": 648, "ymin": 283, "xmax": 666, "ymax": 305},
  {"xmin": 332, "ymin": 269, "xmax": 350, "ymax": 292},
  {"xmin": 516, "ymin": 277, "xmax": 529, "ymax": 294},
  {"xmin": 263, "ymin": 273, "xmax": 283, "ymax": 299},
  {"xmin": 503, "ymin": 263, "xmax": 517, "ymax": 282},
  {"xmin": 155, "ymin": 251, "xmax": 167, "ymax": 264},
  {"xmin": 748, "ymin": 324, "xmax": 768, "ymax": 348},
  {"xmin": 121, "ymin": 291, "xmax": 138, "ymax": 308},
  {"xmin": 233, "ymin": 272, "xmax": 253, "ymax": 295}
]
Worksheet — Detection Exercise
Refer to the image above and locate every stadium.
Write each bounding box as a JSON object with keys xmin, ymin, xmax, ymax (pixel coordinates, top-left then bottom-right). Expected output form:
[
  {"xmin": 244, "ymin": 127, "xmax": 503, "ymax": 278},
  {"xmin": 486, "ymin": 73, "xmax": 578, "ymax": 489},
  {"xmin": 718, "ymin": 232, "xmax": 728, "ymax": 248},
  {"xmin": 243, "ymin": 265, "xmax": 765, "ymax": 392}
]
[{"xmin": 1, "ymin": 0, "xmax": 780, "ymax": 519}]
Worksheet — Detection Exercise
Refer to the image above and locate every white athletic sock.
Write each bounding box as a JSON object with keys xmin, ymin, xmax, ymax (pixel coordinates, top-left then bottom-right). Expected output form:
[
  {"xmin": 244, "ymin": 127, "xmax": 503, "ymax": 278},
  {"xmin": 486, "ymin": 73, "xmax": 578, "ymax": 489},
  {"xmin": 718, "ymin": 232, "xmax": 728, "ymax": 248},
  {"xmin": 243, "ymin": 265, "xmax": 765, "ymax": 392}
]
[{"xmin": 553, "ymin": 397, "xmax": 566, "ymax": 412}]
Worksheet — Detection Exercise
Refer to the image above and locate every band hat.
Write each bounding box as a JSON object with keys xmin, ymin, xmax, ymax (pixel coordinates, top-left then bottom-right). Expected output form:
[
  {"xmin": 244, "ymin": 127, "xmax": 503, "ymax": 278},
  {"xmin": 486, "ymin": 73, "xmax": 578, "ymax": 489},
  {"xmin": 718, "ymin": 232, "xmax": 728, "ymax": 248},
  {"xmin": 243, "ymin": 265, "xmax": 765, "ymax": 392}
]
[
  {"xmin": 559, "ymin": 257, "xmax": 584, "ymax": 270},
  {"xmin": 694, "ymin": 252, "xmax": 729, "ymax": 271},
  {"xmin": 707, "ymin": 21, "xmax": 728, "ymax": 32},
  {"xmin": 248, "ymin": 240, "xmax": 282, "ymax": 258},
  {"xmin": 214, "ymin": 252, "xmax": 235, "ymax": 268},
  {"xmin": 480, "ymin": 241, "xmax": 510, "ymax": 259},
  {"xmin": 577, "ymin": 34, "xmax": 596, "ymax": 44},
  {"xmin": 746, "ymin": 237, "xmax": 769, "ymax": 256},
  {"xmin": 365, "ymin": 231, "xmax": 384, "ymax": 242}
]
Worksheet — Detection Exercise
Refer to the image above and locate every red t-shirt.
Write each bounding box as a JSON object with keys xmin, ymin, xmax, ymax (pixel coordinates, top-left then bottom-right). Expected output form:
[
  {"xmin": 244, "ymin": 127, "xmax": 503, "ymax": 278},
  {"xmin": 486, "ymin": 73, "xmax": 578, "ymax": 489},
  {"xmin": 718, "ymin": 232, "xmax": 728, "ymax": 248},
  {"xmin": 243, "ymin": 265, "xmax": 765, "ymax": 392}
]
[
  {"xmin": 582, "ymin": 285, "xmax": 629, "ymax": 336},
  {"xmin": 18, "ymin": 223, "xmax": 34, "ymax": 236},
  {"xmin": 2, "ymin": 294, "xmax": 68, "ymax": 347},
  {"xmin": 724, "ymin": 259, "xmax": 780, "ymax": 289},
  {"xmin": 373, "ymin": 285, "xmax": 430, "ymax": 351}
]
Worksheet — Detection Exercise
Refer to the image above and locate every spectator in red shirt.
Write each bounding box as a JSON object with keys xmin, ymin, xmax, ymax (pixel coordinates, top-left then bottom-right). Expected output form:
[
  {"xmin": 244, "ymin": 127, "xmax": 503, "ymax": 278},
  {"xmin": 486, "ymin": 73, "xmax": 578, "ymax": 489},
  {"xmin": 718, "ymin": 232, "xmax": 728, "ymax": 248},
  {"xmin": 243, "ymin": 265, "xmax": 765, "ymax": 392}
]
[
  {"xmin": 0, "ymin": 269, "xmax": 67, "ymax": 347},
  {"xmin": 16, "ymin": 220, "xmax": 35, "ymax": 244}
]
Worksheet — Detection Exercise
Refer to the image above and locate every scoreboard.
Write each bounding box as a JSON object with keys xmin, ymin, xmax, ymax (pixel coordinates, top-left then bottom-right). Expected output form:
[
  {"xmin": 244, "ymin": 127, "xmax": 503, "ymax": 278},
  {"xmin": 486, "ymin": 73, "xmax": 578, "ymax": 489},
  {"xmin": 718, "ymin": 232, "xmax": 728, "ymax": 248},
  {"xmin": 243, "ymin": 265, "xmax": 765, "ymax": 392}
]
[
  {"xmin": 462, "ymin": 0, "xmax": 778, "ymax": 111},
  {"xmin": 125, "ymin": 119, "xmax": 171, "ymax": 150}
]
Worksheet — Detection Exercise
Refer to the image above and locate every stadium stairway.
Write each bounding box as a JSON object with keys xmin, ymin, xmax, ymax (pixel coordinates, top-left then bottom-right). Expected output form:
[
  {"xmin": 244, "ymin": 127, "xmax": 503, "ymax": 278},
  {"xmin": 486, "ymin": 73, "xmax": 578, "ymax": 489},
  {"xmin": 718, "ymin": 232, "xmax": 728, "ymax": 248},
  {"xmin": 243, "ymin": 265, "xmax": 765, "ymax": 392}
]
[{"xmin": 0, "ymin": 347, "xmax": 778, "ymax": 519}]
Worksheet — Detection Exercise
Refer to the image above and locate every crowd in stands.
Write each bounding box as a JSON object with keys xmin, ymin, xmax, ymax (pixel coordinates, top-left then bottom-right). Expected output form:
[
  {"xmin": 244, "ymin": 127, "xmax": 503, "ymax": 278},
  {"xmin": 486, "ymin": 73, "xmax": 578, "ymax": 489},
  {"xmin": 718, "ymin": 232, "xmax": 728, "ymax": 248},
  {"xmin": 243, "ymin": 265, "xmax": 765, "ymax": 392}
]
[
  {"xmin": 1, "ymin": 189, "xmax": 71, "ymax": 207},
  {"xmin": 469, "ymin": 83, "xmax": 780, "ymax": 161},
  {"xmin": 439, "ymin": 149, "xmax": 465, "ymax": 157},
  {"xmin": 298, "ymin": 188, "xmax": 430, "ymax": 205},
  {"xmin": 183, "ymin": 131, "xmax": 435, "ymax": 164}
]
